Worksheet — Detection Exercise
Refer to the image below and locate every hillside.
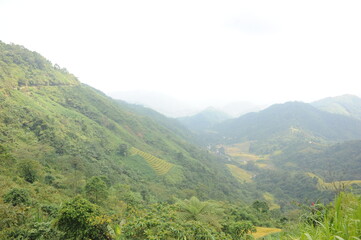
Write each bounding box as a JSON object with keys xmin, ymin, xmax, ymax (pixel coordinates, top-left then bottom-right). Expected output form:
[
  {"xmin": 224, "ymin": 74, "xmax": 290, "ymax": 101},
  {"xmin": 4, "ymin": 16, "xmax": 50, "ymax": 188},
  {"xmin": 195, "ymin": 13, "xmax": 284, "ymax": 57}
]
[
  {"xmin": 115, "ymin": 100, "xmax": 195, "ymax": 143},
  {"xmin": 177, "ymin": 107, "xmax": 230, "ymax": 132},
  {"xmin": 312, "ymin": 94, "xmax": 361, "ymax": 119},
  {"xmin": 214, "ymin": 101, "xmax": 361, "ymax": 146},
  {"xmin": 0, "ymin": 40, "xmax": 245, "ymax": 203},
  {"xmin": 274, "ymin": 140, "xmax": 361, "ymax": 182}
]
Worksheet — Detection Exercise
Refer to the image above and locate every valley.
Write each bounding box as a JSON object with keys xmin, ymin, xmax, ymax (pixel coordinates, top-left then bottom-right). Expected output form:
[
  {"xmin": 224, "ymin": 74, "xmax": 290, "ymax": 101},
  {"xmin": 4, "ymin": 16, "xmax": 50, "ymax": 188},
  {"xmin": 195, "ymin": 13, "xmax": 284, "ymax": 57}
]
[{"xmin": 0, "ymin": 41, "xmax": 360, "ymax": 239}]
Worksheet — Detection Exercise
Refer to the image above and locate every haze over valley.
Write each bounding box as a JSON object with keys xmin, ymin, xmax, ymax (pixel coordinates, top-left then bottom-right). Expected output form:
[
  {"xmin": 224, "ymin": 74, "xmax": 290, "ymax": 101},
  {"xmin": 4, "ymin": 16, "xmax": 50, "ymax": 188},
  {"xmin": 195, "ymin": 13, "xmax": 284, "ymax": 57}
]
[{"xmin": 1, "ymin": 1, "xmax": 361, "ymax": 239}]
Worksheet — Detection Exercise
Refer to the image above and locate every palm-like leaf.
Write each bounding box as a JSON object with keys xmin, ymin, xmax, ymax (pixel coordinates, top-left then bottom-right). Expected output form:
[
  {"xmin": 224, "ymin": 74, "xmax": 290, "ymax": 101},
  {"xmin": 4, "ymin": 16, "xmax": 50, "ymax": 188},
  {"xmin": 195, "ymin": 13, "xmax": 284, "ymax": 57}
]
[{"xmin": 176, "ymin": 196, "xmax": 224, "ymax": 229}]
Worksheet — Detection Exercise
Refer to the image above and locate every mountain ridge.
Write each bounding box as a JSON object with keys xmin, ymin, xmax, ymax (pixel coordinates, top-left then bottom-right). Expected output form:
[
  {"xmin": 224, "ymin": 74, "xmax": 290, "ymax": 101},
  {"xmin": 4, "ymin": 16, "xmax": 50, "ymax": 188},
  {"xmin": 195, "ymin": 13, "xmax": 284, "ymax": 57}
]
[
  {"xmin": 312, "ymin": 94, "xmax": 361, "ymax": 120},
  {"xmin": 213, "ymin": 101, "xmax": 361, "ymax": 144},
  {"xmin": 177, "ymin": 107, "xmax": 231, "ymax": 132}
]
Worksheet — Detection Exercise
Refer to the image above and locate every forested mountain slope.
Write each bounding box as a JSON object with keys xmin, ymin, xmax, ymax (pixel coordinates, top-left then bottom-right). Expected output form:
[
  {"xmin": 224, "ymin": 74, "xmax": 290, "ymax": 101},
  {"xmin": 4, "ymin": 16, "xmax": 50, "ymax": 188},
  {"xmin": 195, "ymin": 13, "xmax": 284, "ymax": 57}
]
[
  {"xmin": 0, "ymin": 41, "xmax": 245, "ymax": 202},
  {"xmin": 115, "ymin": 100, "xmax": 195, "ymax": 143},
  {"xmin": 273, "ymin": 140, "xmax": 361, "ymax": 182},
  {"xmin": 214, "ymin": 101, "xmax": 361, "ymax": 144},
  {"xmin": 2, "ymin": 41, "xmax": 359, "ymax": 239}
]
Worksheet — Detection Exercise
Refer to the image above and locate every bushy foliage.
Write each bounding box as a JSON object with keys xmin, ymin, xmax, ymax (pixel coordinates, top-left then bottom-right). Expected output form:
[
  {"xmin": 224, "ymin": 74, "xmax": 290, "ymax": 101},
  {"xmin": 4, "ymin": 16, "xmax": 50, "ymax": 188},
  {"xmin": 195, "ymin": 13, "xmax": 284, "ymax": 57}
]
[
  {"xmin": 56, "ymin": 196, "xmax": 112, "ymax": 240},
  {"xmin": 3, "ymin": 188, "xmax": 30, "ymax": 206},
  {"xmin": 121, "ymin": 203, "xmax": 232, "ymax": 240},
  {"xmin": 85, "ymin": 176, "xmax": 109, "ymax": 204},
  {"xmin": 222, "ymin": 221, "xmax": 255, "ymax": 240},
  {"xmin": 16, "ymin": 159, "xmax": 41, "ymax": 183}
]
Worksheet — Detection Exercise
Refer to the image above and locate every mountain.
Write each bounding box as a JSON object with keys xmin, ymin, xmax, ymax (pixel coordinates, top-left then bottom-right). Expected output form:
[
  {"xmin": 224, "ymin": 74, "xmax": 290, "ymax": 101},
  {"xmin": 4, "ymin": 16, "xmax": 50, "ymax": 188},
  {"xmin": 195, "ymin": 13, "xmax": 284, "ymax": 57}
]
[
  {"xmin": 0, "ymin": 40, "xmax": 246, "ymax": 203},
  {"xmin": 220, "ymin": 101, "xmax": 266, "ymax": 118},
  {"xmin": 312, "ymin": 94, "xmax": 361, "ymax": 120},
  {"xmin": 214, "ymin": 101, "xmax": 361, "ymax": 145},
  {"xmin": 2, "ymin": 41, "xmax": 355, "ymax": 239},
  {"xmin": 177, "ymin": 107, "xmax": 231, "ymax": 132},
  {"xmin": 108, "ymin": 91, "xmax": 199, "ymax": 117},
  {"xmin": 275, "ymin": 140, "xmax": 361, "ymax": 182},
  {"xmin": 115, "ymin": 100, "xmax": 196, "ymax": 143}
]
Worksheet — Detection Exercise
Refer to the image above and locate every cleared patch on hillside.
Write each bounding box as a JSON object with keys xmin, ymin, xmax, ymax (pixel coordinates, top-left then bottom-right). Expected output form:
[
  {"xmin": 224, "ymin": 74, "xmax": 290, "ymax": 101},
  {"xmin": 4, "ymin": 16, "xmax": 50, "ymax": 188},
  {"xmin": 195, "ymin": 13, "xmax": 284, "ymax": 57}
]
[
  {"xmin": 223, "ymin": 142, "xmax": 269, "ymax": 160},
  {"xmin": 252, "ymin": 227, "xmax": 282, "ymax": 239},
  {"xmin": 226, "ymin": 164, "xmax": 253, "ymax": 183},
  {"xmin": 130, "ymin": 147, "xmax": 174, "ymax": 175},
  {"xmin": 223, "ymin": 142, "xmax": 272, "ymax": 169},
  {"xmin": 263, "ymin": 192, "xmax": 280, "ymax": 210},
  {"xmin": 226, "ymin": 142, "xmax": 252, "ymax": 153},
  {"xmin": 307, "ymin": 172, "xmax": 361, "ymax": 191}
]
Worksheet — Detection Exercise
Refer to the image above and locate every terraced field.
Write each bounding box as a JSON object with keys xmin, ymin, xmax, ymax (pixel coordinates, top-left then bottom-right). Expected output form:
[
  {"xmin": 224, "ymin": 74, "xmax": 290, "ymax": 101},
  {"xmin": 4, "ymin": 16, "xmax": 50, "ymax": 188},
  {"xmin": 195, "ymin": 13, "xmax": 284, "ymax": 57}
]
[
  {"xmin": 252, "ymin": 227, "xmax": 282, "ymax": 239},
  {"xmin": 226, "ymin": 164, "xmax": 253, "ymax": 183},
  {"xmin": 223, "ymin": 142, "xmax": 271, "ymax": 168},
  {"xmin": 307, "ymin": 172, "xmax": 361, "ymax": 191},
  {"xmin": 130, "ymin": 147, "xmax": 174, "ymax": 175},
  {"xmin": 225, "ymin": 142, "xmax": 252, "ymax": 153}
]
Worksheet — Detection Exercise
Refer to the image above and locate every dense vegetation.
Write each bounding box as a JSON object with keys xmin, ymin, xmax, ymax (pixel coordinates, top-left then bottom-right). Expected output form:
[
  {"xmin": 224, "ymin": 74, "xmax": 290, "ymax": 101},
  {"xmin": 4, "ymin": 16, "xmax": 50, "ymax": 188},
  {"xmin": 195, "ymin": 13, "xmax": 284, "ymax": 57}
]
[{"xmin": 1, "ymin": 40, "xmax": 360, "ymax": 239}]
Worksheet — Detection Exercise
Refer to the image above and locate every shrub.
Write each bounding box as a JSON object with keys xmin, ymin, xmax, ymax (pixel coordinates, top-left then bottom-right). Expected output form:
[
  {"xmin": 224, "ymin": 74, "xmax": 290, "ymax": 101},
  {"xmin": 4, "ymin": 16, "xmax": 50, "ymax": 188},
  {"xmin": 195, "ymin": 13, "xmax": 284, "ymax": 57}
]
[{"xmin": 3, "ymin": 188, "xmax": 30, "ymax": 206}]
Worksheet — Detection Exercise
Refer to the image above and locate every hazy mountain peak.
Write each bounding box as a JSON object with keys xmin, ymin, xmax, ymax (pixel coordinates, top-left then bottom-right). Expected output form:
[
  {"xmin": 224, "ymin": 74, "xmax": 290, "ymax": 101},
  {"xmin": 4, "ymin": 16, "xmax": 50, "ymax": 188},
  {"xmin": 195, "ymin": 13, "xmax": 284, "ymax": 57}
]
[
  {"xmin": 215, "ymin": 101, "xmax": 361, "ymax": 143},
  {"xmin": 312, "ymin": 94, "xmax": 361, "ymax": 120},
  {"xmin": 177, "ymin": 107, "xmax": 231, "ymax": 132},
  {"xmin": 0, "ymin": 41, "xmax": 79, "ymax": 88},
  {"xmin": 107, "ymin": 90, "xmax": 200, "ymax": 117}
]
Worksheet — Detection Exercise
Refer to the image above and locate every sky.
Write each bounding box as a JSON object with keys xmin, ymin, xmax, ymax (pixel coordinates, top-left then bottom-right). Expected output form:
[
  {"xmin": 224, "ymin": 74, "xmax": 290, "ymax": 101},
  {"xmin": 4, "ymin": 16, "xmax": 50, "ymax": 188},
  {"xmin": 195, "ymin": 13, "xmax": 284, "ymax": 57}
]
[{"xmin": 1, "ymin": 0, "xmax": 361, "ymax": 105}]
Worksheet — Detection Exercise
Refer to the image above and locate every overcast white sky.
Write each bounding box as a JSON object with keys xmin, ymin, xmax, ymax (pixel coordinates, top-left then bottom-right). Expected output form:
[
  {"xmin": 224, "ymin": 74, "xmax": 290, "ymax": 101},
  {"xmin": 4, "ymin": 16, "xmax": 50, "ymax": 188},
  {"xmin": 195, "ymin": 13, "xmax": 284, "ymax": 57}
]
[{"xmin": 1, "ymin": 0, "xmax": 361, "ymax": 105}]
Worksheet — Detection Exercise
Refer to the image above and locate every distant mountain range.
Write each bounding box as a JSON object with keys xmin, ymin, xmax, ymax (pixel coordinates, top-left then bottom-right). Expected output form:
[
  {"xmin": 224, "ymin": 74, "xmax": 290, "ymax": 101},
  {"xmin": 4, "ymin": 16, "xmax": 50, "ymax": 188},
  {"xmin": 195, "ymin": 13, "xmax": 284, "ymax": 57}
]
[
  {"xmin": 108, "ymin": 91, "xmax": 265, "ymax": 118},
  {"xmin": 214, "ymin": 101, "xmax": 361, "ymax": 143},
  {"xmin": 312, "ymin": 94, "xmax": 361, "ymax": 120},
  {"xmin": 108, "ymin": 91, "xmax": 199, "ymax": 117},
  {"xmin": 177, "ymin": 107, "xmax": 231, "ymax": 132}
]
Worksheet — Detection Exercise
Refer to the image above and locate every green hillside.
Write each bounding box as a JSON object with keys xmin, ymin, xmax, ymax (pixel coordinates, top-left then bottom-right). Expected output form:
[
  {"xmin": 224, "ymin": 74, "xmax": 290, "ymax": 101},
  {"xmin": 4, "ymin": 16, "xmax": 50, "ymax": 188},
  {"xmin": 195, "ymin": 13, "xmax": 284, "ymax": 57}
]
[
  {"xmin": 116, "ymin": 99, "xmax": 195, "ymax": 143},
  {"xmin": 275, "ymin": 140, "xmax": 361, "ymax": 182},
  {"xmin": 0, "ymin": 42, "xmax": 78, "ymax": 88},
  {"xmin": 0, "ymin": 41, "xmax": 250, "ymax": 202}
]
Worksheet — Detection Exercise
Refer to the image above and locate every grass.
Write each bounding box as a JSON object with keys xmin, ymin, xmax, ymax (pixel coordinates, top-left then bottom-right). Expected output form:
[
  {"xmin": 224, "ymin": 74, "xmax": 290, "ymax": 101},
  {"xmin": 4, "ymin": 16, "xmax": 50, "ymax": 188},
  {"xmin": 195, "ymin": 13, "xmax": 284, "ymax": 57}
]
[
  {"xmin": 226, "ymin": 164, "xmax": 253, "ymax": 183},
  {"xmin": 294, "ymin": 192, "xmax": 361, "ymax": 240}
]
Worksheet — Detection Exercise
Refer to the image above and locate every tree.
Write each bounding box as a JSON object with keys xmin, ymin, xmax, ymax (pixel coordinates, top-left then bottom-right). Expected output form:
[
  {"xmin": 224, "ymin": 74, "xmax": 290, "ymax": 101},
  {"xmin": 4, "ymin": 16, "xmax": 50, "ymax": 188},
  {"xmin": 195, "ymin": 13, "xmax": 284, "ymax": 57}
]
[
  {"xmin": 16, "ymin": 159, "xmax": 40, "ymax": 183},
  {"xmin": 222, "ymin": 221, "xmax": 255, "ymax": 240},
  {"xmin": 56, "ymin": 196, "xmax": 112, "ymax": 240},
  {"xmin": 252, "ymin": 200, "xmax": 269, "ymax": 213},
  {"xmin": 121, "ymin": 203, "xmax": 231, "ymax": 240},
  {"xmin": 176, "ymin": 196, "xmax": 224, "ymax": 230},
  {"xmin": 117, "ymin": 144, "xmax": 128, "ymax": 156},
  {"xmin": 85, "ymin": 176, "xmax": 108, "ymax": 204}
]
